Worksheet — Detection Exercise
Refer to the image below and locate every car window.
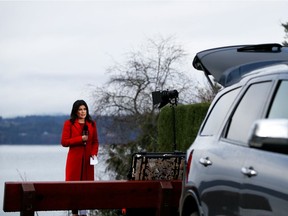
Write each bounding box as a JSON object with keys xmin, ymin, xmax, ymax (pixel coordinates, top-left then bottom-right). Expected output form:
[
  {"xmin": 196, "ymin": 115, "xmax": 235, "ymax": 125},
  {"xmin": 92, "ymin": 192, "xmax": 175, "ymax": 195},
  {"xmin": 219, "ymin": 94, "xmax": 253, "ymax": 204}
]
[
  {"xmin": 201, "ymin": 88, "xmax": 240, "ymax": 136},
  {"xmin": 268, "ymin": 80, "xmax": 288, "ymax": 118},
  {"xmin": 226, "ymin": 81, "xmax": 272, "ymax": 144}
]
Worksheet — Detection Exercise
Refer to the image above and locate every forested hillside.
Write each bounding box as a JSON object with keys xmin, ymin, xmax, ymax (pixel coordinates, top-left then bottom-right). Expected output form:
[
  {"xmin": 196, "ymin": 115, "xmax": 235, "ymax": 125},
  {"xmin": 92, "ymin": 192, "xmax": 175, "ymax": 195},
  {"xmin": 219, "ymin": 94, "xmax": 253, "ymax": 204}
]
[{"xmin": 0, "ymin": 115, "xmax": 137, "ymax": 145}]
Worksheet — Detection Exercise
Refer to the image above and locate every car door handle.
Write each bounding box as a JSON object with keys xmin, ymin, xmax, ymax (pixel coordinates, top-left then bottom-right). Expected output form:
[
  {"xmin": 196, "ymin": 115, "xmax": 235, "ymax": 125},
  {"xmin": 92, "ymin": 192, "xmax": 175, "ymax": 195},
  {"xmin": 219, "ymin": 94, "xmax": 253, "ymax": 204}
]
[
  {"xmin": 199, "ymin": 157, "xmax": 212, "ymax": 167},
  {"xmin": 241, "ymin": 166, "xmax": 257, "ymax": 177}
]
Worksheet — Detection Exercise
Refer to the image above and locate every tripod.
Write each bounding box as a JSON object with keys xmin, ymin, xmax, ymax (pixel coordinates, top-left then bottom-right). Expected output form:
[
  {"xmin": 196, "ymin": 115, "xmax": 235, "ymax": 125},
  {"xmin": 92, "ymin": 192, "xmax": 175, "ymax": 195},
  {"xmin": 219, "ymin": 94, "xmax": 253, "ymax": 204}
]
[{"xmin": 170, "ymin": 98, "xmax": 178, "ymax": 151}]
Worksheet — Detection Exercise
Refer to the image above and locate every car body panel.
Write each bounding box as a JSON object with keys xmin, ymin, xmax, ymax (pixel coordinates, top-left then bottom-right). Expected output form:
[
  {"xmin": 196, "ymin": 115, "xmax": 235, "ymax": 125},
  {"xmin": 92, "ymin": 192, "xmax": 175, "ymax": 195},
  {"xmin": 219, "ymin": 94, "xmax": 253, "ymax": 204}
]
[
  {"xmin": 240, "ymin": 148, "xmax": 288, "ymax": 216},
  {"xmin": 188, "ymin": 138, "xmax": 250, "ymax": 216}
]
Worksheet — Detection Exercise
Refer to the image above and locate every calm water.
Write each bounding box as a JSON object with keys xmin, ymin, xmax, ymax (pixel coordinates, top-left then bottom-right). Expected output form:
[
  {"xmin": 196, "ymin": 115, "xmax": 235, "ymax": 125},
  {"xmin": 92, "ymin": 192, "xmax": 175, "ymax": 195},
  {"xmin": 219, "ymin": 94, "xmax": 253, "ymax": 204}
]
[{"xmin": 0, "ymin": 145, "xmax": 110, "ymax": 216}]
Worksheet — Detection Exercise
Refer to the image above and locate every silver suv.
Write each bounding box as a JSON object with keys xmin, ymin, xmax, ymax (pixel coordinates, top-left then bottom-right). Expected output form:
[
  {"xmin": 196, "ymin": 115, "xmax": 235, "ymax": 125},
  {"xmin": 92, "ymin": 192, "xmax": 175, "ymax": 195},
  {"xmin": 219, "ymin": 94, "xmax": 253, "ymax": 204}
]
[{"xmin": 179, "ymin": 43, "xmax": 288, "ymax": 216}]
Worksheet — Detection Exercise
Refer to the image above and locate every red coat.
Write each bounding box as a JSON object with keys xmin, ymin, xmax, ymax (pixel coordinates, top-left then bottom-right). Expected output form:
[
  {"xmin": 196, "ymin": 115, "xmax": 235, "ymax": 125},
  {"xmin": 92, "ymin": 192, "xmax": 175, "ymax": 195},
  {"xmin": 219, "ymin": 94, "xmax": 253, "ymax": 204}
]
[{"xmin": 61, "ymin": 120, "xmax": 99, "ymax": 181}]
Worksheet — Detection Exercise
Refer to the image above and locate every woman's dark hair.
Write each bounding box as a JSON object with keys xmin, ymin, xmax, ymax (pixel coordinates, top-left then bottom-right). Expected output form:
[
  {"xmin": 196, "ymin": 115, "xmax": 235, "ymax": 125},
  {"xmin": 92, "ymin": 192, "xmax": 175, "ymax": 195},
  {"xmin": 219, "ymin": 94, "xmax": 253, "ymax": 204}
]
[{"xmin": 70, "ymin": 100, "xmax": 94, "ymax": 124}]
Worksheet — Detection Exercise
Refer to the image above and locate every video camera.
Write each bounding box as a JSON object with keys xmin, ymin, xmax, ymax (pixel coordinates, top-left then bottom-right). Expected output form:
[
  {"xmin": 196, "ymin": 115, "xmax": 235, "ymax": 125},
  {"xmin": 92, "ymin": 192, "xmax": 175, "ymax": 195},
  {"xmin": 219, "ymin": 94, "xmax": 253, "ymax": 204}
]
[{"xmin": 152, "ymin": 89, "xmax": 179, "ymax": 109}]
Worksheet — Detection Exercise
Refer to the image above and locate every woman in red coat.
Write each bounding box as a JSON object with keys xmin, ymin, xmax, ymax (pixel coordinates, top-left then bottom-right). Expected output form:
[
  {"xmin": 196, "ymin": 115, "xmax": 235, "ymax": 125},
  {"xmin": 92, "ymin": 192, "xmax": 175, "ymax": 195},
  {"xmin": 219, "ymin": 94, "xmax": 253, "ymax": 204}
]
[{"xmin": 61, "ymin": 100, "xmax": 99, "ymax": 216}]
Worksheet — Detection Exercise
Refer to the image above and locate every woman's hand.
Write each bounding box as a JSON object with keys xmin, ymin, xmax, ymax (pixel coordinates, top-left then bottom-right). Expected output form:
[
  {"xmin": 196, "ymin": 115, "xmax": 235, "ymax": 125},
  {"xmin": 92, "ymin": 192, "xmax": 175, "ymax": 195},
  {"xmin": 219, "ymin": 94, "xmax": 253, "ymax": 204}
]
[
  {"xmin": 90, "ymin": 155, "xmax": 98, "ymax": 165},
  {"xmin": 82, "ymin": 135, "xmax": 88, "ymax": 142}
]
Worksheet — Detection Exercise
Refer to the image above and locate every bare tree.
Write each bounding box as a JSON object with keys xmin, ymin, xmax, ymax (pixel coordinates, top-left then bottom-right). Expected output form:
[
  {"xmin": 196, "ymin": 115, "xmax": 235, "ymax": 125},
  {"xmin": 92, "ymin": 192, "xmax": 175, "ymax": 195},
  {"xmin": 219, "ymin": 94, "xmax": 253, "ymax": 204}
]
[
  {"xmin": 91, "ymin": 36, "xmax": 198, "ymax": 179},
  {"xmin": 92, "ymin": 36, "xmax": 198, "ymax": 147},
  {"xmin": 93, "ymin": 36, "xmax": 195, "ymax": 118},
  {"xmin": 194, "ymin": 77, "xmax": 222, "ymax": 103},
  {"xmin": 282, "ymin": 22, "xmax": 288, "ymax": 46}
]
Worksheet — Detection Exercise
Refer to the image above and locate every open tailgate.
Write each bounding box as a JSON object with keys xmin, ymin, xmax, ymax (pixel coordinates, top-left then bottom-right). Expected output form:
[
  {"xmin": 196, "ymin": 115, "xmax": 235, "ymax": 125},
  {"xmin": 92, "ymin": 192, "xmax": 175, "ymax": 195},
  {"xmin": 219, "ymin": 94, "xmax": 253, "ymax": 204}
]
[{"xmin": 193, "ymin": 43, "xmax": 288, "ymax": 87}]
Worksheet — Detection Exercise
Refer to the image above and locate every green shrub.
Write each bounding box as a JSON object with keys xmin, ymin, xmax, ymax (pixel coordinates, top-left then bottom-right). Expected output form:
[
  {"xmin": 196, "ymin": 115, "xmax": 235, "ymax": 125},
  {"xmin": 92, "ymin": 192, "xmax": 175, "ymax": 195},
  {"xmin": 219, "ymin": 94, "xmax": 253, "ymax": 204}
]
[{"xmin": 157, "ymin": 103, "xmax": 210, "ymax": 152}]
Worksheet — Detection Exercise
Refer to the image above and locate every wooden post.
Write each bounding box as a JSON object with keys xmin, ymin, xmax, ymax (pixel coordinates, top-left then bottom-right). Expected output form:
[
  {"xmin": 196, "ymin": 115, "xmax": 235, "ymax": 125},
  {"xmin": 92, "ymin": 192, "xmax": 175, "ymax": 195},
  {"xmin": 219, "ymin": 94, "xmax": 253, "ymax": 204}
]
[
  {"xmin": 157, "ymin": 181, "xmax": 173, "ymax": 216},
  {"xmin": 21, "ymin": 183, "xmax": 35, "ymax": 216}
]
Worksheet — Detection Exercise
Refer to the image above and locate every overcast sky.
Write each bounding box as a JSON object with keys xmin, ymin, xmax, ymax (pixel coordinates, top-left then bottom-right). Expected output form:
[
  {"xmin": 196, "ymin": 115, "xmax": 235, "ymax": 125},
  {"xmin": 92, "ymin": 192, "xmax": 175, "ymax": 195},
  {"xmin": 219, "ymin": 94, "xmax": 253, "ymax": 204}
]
[{"xmin": 0, "ymin": 0, "xmax": 287, "ymax": 118}]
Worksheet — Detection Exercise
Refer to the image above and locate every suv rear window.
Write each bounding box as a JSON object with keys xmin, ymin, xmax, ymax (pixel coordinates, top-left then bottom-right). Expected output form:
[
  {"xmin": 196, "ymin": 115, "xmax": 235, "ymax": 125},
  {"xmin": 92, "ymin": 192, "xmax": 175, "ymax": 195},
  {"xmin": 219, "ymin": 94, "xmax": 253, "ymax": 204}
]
[
  {"xmin": 226, "ymin": 81, "xmax": 272, "ymax": 144},
  {"xmin": 201, "ymin": 88, "xmax": 240, "ymax": 136}
]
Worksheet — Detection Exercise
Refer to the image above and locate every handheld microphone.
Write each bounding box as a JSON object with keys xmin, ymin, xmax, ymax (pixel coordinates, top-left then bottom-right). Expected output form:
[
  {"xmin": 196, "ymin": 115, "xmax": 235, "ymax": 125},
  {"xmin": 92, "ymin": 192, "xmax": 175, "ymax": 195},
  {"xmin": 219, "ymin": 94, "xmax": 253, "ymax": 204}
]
[{"xmin": 82, "ymin": 125, "xmax": 88, "ymax": 145}]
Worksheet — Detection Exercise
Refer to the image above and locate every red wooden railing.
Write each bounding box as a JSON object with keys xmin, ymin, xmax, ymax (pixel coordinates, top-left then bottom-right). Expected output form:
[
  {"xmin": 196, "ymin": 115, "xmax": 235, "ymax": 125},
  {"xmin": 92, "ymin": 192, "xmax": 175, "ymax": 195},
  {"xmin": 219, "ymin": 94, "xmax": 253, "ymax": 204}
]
[{"xmin": 3, "ymin": 180, "xmax": 182, "ymax": 216}]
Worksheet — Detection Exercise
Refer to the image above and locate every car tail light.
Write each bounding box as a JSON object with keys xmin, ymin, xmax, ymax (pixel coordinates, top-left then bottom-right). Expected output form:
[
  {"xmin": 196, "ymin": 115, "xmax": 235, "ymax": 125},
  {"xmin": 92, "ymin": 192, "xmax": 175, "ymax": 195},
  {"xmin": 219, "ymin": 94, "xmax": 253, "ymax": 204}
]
[{"xmin": 185, "ymin": 150, "xmax": 193, "ymax": 182}]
